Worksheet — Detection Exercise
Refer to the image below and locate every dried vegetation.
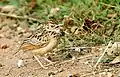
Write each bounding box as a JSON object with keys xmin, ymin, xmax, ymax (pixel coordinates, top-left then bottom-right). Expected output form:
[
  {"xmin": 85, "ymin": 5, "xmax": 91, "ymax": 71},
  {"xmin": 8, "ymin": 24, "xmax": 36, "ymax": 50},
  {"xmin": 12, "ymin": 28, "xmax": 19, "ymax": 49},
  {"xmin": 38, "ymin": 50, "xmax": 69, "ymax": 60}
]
[{"xmin": 0, "ymin": 0, "xmax": 120, "ymax": 77}]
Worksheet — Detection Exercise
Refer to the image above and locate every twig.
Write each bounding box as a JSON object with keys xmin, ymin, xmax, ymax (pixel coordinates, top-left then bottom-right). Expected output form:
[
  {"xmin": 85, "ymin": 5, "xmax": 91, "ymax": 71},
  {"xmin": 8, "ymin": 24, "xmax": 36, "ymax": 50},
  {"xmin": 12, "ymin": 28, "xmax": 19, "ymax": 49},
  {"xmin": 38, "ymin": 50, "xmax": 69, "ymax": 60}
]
[
  {"xmin": 104, "ymin": 13, "xmax": 117, "ymax": 25},
  {"xmin": 0, "ymin": 12, "xmax": 41, "ymax": 23},
  {"xmin": 100, "ymin": 2, "xmax": 118, "ymax": 8},
  {"xmin": 94, "ymin": 41, "xmax": 112, "ymax": 68}
]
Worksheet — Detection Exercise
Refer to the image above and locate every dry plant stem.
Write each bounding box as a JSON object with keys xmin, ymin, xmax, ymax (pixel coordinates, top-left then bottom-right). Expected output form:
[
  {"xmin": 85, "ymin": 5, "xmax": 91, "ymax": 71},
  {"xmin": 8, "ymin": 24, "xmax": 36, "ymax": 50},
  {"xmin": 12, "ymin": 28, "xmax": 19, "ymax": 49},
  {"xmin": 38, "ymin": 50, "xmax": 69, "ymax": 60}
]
[
  {"xmin": 94, "ymin": 41, "xmax": 112, "ymax": 68},
  {"xmin": 100, "ymin": 2, "xmax": 118, "ymax": 8},
  {"xmin": 0, "ymin": 12, "xmax": 41, "ymax": 23},
  {"xmin": 104, "ymin": 13, "xmax": 117, "ymax": 25}
]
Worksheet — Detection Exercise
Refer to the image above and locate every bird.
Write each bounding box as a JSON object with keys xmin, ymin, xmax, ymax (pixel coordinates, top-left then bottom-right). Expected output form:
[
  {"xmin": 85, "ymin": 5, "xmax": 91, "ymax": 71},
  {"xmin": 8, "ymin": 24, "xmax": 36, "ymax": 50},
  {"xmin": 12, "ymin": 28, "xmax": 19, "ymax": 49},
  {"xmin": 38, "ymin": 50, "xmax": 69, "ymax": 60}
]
[{"xmin": 21, "ymin": 21, "xmax": 65, "ymax": 69}]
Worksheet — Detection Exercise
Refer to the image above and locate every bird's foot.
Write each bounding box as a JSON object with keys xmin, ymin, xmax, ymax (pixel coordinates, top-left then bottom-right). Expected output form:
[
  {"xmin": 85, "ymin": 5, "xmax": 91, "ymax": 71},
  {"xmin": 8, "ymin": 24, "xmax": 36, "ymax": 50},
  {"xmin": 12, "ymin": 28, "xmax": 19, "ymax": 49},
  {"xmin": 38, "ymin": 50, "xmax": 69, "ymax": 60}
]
[{"xmin": 34, "ymin": 55, "xmax": 48, "ymax": 69}]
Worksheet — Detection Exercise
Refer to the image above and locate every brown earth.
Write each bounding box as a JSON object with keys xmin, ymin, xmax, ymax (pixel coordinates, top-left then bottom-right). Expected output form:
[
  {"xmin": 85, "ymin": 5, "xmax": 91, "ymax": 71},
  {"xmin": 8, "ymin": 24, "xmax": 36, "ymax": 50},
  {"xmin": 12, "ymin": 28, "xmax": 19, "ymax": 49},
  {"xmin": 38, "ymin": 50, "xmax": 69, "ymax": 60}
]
[{"xmin": 0, "ymin": 17, "xmax": 119, "ymax": 77}]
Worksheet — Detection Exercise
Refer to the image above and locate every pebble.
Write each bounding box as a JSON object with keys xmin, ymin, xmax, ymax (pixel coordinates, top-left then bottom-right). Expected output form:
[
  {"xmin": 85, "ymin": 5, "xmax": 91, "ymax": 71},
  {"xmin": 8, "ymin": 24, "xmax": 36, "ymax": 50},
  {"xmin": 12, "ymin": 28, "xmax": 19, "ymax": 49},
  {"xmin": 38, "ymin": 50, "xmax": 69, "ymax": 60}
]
[{"xmin": 17, "ymin": 59, "xmax": 24, "ymax": 68}]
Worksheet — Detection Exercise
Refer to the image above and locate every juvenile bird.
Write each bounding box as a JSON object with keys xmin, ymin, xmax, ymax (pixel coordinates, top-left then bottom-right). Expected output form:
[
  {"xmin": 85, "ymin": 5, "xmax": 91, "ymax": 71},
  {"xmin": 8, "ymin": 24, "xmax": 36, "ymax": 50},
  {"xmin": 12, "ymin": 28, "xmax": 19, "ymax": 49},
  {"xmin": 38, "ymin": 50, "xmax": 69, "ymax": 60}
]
[{"xmin": 22, "ymin": 21, "xmax": 65, "ymax": 69}]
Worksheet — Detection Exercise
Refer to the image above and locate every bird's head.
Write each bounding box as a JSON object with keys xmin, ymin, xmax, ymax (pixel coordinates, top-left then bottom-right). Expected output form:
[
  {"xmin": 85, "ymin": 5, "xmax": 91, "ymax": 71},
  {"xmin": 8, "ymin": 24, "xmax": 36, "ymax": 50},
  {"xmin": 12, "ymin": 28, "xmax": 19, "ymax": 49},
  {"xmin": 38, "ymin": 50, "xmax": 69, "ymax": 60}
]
[{"xmin": 45, "ymin": 23, "xmax": 65, "ymax": 36}]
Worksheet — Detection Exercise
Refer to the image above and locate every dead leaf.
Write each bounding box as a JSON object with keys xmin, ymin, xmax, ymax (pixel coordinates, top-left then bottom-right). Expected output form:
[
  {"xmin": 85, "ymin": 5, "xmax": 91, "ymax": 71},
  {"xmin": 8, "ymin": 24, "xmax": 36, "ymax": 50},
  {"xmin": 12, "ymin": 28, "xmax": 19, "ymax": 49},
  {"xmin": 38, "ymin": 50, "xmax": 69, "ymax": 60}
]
[
  {"xmin": 63, "ymin": 15, "xmax": 74, "ymax": 29},
  {"xmin": 83, "ymin": 18, "xmax": 104, "ymax": 34},
  {"xmin": 83, "ymin": 18, "xmax": 97, "ymax": 31},
  {"xmin": 27, "ymin": 0, "xmax": 37, "ymax": 9}
]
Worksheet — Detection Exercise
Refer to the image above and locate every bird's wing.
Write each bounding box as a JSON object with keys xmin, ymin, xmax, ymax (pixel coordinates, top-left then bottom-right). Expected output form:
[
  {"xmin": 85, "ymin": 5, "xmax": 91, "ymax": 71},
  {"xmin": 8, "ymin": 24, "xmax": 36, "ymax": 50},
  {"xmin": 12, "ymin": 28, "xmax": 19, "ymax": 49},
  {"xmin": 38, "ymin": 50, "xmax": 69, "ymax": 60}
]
[{"xmin": 22, "ymin": 30, "xmax": 50, "ymax": 51}]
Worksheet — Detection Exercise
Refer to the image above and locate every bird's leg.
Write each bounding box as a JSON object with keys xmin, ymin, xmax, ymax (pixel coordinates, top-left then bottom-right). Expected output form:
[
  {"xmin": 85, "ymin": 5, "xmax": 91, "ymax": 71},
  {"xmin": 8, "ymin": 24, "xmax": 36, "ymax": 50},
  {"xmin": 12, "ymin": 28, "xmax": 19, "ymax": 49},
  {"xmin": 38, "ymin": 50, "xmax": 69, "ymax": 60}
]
[
  {"xmin": 44, "ymin": 53, "xmax": 55, "ymax": 64},
  {"xmin": 43, "ymin": 57, "xmax": 53, "ymax": 63},
  {"xmin": 33, "ymin": 55, "xmax": 48, "ymax": 69},
  {"xmin": 43, "ymin": 57, "xmax": 57, "ymax": 66}
]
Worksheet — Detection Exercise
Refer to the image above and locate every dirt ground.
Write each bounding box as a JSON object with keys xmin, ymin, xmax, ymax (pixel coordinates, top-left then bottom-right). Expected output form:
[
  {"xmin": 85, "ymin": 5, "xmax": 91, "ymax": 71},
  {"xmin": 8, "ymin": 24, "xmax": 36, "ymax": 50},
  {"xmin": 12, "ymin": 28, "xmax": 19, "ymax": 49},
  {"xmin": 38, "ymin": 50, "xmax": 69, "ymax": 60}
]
[{"xmin": 0, "ymin": 18, "xmax": 120, "ymax": 77}]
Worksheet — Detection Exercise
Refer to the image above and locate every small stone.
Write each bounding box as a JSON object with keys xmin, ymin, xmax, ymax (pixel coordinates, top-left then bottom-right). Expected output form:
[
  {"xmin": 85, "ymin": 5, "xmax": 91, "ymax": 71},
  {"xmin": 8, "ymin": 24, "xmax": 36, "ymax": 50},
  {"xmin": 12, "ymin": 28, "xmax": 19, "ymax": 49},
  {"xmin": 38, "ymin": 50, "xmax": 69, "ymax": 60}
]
[
  {"xmin": 17, "ymin": 59, "xmax": 24, "ymax": 68},
  {"xmin": 0, "ymin": 63, "xmax": 3, "ymax": 68}
]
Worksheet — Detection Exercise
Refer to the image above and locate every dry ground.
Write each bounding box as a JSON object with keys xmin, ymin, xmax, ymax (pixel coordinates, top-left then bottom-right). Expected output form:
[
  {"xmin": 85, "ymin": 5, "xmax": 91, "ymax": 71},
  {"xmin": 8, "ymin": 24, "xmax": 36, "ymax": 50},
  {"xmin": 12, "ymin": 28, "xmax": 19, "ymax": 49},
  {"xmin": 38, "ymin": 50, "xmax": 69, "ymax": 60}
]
[{"xmin": 0, "ymin": 18, "xmax": 120, "ymax": 77}]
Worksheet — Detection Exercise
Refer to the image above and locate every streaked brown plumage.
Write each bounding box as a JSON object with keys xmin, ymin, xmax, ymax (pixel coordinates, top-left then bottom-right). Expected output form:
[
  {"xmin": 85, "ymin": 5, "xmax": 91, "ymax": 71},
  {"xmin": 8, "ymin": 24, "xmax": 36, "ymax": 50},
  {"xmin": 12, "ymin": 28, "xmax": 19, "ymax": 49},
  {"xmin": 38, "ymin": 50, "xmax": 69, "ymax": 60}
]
[{"xmin": 22, "ymin": 21, "xmax": 64, "ymax": 69}]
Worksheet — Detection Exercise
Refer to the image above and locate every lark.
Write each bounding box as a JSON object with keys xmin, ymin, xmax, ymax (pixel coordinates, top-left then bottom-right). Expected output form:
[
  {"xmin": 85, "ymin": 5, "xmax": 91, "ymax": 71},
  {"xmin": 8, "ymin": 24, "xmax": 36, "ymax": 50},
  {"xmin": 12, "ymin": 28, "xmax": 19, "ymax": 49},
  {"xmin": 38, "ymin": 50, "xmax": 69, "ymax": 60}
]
[{"xmin": 22, "ymin": 21, "xmax": 64, "ymax": 69}]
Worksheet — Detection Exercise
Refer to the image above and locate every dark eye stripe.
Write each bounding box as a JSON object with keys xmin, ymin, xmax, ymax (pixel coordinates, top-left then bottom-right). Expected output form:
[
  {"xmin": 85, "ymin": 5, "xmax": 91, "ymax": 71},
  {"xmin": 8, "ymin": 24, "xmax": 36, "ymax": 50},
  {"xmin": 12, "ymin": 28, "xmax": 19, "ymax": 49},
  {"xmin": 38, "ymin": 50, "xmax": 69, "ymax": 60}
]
[{"xmin": 51, "ymin": 25, "xmax": 54, "ymax": 27}]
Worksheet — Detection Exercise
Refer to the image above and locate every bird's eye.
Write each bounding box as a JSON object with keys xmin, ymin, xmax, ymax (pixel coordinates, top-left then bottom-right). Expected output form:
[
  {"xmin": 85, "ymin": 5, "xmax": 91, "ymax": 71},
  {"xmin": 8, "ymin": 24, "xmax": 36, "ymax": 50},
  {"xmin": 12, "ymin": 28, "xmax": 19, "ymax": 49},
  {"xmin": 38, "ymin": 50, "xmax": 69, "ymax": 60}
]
[{"xmin": 51, "ymin": 25, "xmax": 54, "ymax": 27}]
